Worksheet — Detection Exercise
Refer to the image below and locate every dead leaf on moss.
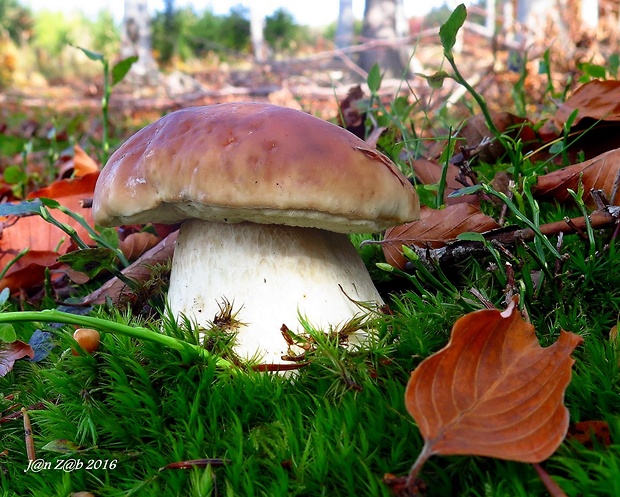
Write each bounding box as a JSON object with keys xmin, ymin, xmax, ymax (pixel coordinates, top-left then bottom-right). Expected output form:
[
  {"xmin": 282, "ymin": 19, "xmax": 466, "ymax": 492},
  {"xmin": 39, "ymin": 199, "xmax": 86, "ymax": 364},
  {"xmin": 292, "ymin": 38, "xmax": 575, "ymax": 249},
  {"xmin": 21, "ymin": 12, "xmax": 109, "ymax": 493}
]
[
  {"xmin": 82, "ymin": 230, "xmax": 178, "ymax": 306},
  {"xmin": 533, "ymin": 147, "xmax": 620, "ymax": 205},
  {"xmin": 458, "ymin": 112, "xmax": 539, "ymax": 164},
  {"xmin": 381, "ymin": 204, "xmax": 500, "ymax": 269},
  {"xmin": 404, "ymin": 299, "xmax": 582, "ymax": 482}
]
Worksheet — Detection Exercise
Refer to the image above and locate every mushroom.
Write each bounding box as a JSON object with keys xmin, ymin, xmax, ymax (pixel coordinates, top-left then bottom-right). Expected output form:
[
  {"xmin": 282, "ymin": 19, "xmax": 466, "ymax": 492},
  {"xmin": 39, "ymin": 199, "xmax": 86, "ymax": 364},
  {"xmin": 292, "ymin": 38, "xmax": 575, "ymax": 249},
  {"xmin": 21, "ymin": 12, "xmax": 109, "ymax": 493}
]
[{"xmin": 92, "ymin": 102, "xmax": 419, "ymax": 365}]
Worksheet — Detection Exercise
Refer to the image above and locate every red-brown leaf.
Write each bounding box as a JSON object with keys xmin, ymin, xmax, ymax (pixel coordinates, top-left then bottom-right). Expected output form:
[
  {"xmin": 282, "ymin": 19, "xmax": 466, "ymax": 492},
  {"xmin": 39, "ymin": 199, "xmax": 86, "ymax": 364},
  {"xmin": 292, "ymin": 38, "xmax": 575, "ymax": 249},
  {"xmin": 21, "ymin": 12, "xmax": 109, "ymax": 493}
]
[
  {"xmin": 0, "ymin": 172, "xmax": 99, "ymax": 291},
  {"xmin": 533, "ymin": 147, "xmax": 620, "ymax": 205},
  {"xmin": 382, "ymin": 204, "xmax": 500, "ymax": 269},
  {"xmin": 405, "ymin": 300, "xmax": 582, "ymax": 463},
  {"xmin": 0, "ymin": 340, "xmax": 35, "ymax": 377},
  {"xmin": 553, "ymin": 80, "xmax": 620, "ymax": 128}
]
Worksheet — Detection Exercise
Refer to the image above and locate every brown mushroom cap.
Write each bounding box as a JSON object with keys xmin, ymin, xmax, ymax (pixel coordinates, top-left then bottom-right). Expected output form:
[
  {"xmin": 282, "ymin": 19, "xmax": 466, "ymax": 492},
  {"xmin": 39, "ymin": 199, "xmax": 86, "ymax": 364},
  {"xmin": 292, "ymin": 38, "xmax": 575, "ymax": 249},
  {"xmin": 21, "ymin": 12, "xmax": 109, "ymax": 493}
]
[{"xmin": 93, "ymin": 102, "xmax": 419, "ymax": 233}]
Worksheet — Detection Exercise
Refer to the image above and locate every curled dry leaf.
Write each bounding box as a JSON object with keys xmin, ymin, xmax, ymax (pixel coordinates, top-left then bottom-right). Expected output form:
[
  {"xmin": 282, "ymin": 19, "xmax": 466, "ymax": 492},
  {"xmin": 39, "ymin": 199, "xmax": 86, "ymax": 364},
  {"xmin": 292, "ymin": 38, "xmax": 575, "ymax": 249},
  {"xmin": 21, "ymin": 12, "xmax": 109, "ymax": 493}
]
[
  {"xmin": 404, "ymin": 299, "xmax": 583, "ymax": 484},
  {"xmin": 533, "ymin": 147, "xmax": 620, "ymax": 205},
  {"xmin": 0, "ymin": 340, "xmax": 35, "ymax": 377},
  {"xmin": 382, "ymin": 204, "xmax": 500, "ymax": 269},
  {"xmin": 119, "ymin": 231, "xmax": 161, "ymax": 261}
]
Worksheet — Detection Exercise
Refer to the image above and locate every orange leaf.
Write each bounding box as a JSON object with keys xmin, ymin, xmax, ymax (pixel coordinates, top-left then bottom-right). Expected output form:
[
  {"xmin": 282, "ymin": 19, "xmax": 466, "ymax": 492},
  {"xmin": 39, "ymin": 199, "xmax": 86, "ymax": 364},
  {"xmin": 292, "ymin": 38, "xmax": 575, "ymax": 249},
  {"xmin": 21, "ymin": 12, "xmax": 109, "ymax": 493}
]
[
  {"xmin": 0, "ymin": 251, "xmax": 61, "ymax": 292},
  {"xmin": 405, "ymin": 300, "xmax": 582, "ymax": 470},
  {"xmin": 72, "ymin": 144, "xmax": 100, "ymax": 177},
  {"xmin": 0, "ymin": 172, "xmax": 99, "ymax": 291},
  {"xmin": 119, "ymin": 232, "xmax": 161, "ymax": 261},
  {"xmin": 382, "ymin": 204, "xmax": 500, "ymax": 269},
  {"xmin": 533, "ymin": 147, "xmax": 620, "ymax": 205}
]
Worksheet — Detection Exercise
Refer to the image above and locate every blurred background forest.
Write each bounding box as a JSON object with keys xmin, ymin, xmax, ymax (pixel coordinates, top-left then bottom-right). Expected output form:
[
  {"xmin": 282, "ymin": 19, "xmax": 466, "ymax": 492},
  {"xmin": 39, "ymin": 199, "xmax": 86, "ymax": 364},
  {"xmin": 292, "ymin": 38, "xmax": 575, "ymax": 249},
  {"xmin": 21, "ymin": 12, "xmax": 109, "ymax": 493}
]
[{"xmin": 0, "ymin": 0, "xmax": 618, "ymax": 125}]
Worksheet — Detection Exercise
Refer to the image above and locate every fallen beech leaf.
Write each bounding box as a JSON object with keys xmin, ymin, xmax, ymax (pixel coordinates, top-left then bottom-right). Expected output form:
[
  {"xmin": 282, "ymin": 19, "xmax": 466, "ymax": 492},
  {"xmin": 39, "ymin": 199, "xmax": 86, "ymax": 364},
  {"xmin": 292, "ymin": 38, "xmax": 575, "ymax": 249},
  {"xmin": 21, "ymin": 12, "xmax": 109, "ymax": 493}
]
[
  {"xmin": 119, "ymin": 231, "xmax": 161, "ymax": 261},
  {"xmin": 405, "ymin": 300, "xmax": 582, "ymax": 481},
  {"xmin": 553, "ymin": 80, "xmax": 620, "ymax": 128},
  {"xmin": 0, "ymin": 172, "xmax": 99, "ymax": 291},
  {"xmin": 533, "ymin": 147, "xmax": 620, "ymax": 205},
  {"xmin": 0, "ymin": 340, "xmax": 35, "ymax": 377},
  {"xmin": 72, "ymin": 144, "xmax": 100, "ymax": 177},
  {"xmin": 338, "ymin": 85, "xmax": 366, "ymax": 139},
  {"xmin": 382, "ymin": 204, "xmax": 500, "ymax": 269}
]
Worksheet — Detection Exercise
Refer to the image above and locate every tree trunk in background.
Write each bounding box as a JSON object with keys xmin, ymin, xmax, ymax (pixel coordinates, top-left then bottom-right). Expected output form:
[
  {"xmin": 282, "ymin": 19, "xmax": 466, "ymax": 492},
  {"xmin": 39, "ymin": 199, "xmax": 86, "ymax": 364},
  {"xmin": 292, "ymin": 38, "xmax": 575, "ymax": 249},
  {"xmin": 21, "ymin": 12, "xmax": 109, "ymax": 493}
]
[
  {"xmin": 358, "ymin": 0, "xmax": 410, "ymax": 79},
  {"xmin": 516, "ymin": 0, "xmax": 568, "ymax": 46},
  {"xmin": 485, "ymin": 0, "xmax": 496, "ymax": 36},
  {"xmin": 580, "ymin": 0, "xmax": 598, "ymax": 30},
  {"xmin": 122, "ymin": 0, "xmax": 159, "ymax": 84},
  {"xmin": 250, "ymin": 4, "xmax": 266, "ymax": 62},
  {"xmin": 335, "ymin": 0, "xmax": 354, "ymax": 49}
]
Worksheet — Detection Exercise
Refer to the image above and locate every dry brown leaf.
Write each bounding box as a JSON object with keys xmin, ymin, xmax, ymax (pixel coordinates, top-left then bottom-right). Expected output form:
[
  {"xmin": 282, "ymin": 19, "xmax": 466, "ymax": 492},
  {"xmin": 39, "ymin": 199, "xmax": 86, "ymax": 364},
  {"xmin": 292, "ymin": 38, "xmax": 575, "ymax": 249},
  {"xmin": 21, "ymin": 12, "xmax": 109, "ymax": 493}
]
[
  {"xmin": 458, "ymin": 112, "xmax": 538, "ymax": 164},
  {"xmin": 0, "ymin": 340, "xmax": 35, "ymax": 377},
  {"xmin": 119, "ymin": 232, "xmax": 161, "ymax": 261},
  {"xmin": 553, "ymin": 80, "xmax": 620, "ymax": 128},
  {"xmin": 405, "ymin": 299, "xmax": 582, "ymax": 480},
  {"xmin": 381, "ymin": 204, "xmax": 500, "ymax": 269},
  {"xmin": 566, "ymin": 420, "xmax": 612, "ymax": 449},
  {"xmin": 533, "ymin": 147, "xmax": 620, "ymax": 205}
]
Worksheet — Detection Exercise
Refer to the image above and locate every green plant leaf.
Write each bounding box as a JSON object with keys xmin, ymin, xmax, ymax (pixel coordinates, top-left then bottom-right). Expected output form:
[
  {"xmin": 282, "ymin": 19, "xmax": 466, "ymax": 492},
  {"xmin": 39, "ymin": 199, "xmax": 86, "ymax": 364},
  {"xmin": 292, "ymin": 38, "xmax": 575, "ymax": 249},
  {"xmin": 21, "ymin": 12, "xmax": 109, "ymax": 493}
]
[
  {"xmin": 418, "ymin": 70, "xmax": 451, "ymax": 89},
  {"xmin": 41, "ymin": 439, "xmax": 87, "ymax": 453},
  {"xmin": 57, "ymin": 247, "xmax": 119, "ymax": 278},
  {"xmin": 75, "ymin": 46, "xmax": 104, "ymax": 62},
  {"xmin": 3, "ymin": 165, "xmax": 27, "ymax": 185},
  {"xmin": 0, "ymin": 323, "xmax": 16, "ymax": 343},
  {"xmin": 448, "ymin": 184, "xmax": 483, "ymax": 197},
  {"xmin": 0, "ymin": 199, "xmax": 43, "ymax": 216},
  {"xmin": 456, "ymin": 232, "xmax": 486, "ymax": 242},
  {"xmin": 367, "ymin": 63, "xmax": 382, "ymax": 93},
  {"xmin": 439, "ymin": 4, "xmax": 467, "ymax": 54},
  {"xmin": 39, "ymin": 197, "xmax": 61, "ymax": 209},
  {"xmin": 112, "ymin": 56, "xmax": 139, "ymax": 86}
]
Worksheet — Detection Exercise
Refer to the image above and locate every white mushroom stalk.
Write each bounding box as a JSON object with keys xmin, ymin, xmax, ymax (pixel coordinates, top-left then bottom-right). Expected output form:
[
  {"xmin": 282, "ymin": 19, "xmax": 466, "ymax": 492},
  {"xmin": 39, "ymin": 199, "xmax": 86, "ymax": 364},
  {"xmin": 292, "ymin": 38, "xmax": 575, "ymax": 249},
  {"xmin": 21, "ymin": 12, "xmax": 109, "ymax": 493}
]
[
  {"xmin": 168, "ymin": 220, "xmax": 383, "ymax": 364},
  {"xmin": 92, "ymin": 102, "xmax": 420, "ymax": 367}
]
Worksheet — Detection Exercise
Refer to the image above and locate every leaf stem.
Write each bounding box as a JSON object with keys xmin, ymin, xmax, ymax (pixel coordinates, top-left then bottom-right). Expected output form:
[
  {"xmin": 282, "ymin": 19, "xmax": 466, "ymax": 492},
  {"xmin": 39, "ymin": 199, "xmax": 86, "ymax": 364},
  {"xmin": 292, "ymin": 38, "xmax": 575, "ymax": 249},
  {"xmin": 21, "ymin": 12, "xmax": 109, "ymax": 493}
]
[{"xmin": 406, "ymin": 442, "xmax": 434, "ymax": 490}]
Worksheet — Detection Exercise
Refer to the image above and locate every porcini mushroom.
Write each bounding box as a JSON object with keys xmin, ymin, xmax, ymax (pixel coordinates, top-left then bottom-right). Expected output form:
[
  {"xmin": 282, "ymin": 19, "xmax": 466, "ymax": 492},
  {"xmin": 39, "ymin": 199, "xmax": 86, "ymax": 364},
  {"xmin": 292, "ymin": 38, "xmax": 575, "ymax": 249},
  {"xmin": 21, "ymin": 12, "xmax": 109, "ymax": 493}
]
[{"xmin": 92, "ymin": 102, "xmax": 419, "ymax": 365}]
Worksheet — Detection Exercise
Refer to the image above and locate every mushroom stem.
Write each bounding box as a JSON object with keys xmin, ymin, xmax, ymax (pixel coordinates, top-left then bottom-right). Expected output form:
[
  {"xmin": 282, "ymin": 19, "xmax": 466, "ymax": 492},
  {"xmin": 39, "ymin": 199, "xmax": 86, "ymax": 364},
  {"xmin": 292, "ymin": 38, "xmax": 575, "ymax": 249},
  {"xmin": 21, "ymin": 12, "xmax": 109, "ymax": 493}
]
[{"xmin": 167, "ymin": 220, "xmax": 384, "ymax": 365}]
